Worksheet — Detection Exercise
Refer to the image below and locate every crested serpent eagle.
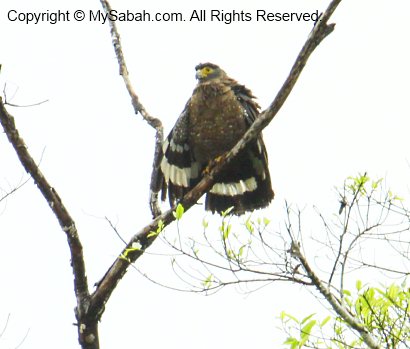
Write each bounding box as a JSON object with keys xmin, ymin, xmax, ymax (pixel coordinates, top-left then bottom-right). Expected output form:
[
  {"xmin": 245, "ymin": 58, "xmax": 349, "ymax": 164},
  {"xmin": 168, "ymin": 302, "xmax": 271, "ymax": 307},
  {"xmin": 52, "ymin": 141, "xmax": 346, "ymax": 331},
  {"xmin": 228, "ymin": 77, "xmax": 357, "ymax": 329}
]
[{"xmin": 158, "ymin": 63, "xmax": 274, "ymax": 215}]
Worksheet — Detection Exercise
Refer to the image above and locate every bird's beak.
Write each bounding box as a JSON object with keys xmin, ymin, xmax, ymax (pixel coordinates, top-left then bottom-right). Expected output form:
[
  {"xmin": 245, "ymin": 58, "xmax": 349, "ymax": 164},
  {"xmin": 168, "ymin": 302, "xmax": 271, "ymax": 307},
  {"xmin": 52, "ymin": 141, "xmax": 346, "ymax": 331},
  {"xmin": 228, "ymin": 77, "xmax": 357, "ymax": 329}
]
[{"xmin": 195, "ymin": 69, "xmax": 204, "ymax": 80}]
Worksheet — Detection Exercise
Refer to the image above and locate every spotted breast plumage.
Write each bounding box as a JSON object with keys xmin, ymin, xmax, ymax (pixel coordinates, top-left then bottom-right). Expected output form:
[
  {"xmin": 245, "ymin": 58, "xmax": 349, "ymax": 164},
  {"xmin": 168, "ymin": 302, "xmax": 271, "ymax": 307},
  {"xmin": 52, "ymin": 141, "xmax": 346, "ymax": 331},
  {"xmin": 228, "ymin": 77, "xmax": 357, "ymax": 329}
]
[{"xmin": 158, "ymin": 63, "xmax": 274, "ymax": 215}]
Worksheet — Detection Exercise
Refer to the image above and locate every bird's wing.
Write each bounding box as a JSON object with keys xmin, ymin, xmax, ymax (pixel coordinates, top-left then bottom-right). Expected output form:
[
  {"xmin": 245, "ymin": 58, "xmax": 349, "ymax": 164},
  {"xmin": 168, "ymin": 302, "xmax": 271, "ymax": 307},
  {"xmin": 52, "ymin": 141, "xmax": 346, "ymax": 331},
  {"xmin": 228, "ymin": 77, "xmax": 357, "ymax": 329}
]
[
  {"xmin": 231, "ymin": 82, "xmax": 270, "ymax": 160},
  {"xmin": 160, "ymin": 101, "xmax": 200, "ymax": 206},
  {"xmin": 231, "ymin": 83, "xmax": 260, "ymax": 126}
]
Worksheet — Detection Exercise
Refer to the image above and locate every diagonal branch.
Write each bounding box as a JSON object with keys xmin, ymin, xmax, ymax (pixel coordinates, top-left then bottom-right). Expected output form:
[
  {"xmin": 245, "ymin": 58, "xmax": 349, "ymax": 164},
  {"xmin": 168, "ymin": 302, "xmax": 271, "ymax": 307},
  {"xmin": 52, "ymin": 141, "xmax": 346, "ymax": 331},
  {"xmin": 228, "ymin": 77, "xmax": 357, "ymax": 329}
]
[
  {"xmin": 290, "ymin": 241, "xmax": 382, "ymax": 349},
  {"xmin": 224, "ymin": 0, "xmax": 340, "ymax": 161},
  {"xmin": 89, "ymin": 0, "xmax": 343, "ymax": 319},
  {"xmin": 0, "ymin": 99, "xmax": 88, "ymax": 301},
  {"xmin": 0, "ymin": 99, "xmax": 97, "ymax": 347}
]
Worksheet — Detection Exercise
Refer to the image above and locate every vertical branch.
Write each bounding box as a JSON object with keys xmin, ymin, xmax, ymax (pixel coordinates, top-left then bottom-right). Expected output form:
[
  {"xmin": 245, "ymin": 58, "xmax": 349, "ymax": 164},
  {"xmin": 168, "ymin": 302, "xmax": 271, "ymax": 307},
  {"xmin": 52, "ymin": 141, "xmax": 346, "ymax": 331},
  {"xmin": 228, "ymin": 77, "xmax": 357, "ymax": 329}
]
[
  {"xmin": 99, "ymin": 0, "xmax": 164, "ymax": 218},
  {"xmin": 328, "ymin": 172, "xmax": 367, "ymax": 287}
]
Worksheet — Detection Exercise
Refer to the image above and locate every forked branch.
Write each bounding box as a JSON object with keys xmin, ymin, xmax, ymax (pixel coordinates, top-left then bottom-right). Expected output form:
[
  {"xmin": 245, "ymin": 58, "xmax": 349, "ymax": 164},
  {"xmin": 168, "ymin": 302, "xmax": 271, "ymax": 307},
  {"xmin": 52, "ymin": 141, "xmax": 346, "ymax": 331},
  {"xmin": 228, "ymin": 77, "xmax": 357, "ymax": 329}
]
[
  {"xmin": 0, "ymin": 1, "xmax": 343, "ymax": 348},
  {"xmin": 91, "ymin": 0, "xmax": 343, "ymax": 318}
]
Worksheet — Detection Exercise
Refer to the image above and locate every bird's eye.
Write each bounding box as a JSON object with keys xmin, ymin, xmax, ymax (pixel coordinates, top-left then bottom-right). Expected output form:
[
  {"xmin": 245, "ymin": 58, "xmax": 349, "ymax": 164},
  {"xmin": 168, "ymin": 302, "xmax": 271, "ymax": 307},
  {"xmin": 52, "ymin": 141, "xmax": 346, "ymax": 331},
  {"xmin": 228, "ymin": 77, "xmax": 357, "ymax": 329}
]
[{"xmin": 204, "ymin": 67, "xmax": 212, "ymax": 73}]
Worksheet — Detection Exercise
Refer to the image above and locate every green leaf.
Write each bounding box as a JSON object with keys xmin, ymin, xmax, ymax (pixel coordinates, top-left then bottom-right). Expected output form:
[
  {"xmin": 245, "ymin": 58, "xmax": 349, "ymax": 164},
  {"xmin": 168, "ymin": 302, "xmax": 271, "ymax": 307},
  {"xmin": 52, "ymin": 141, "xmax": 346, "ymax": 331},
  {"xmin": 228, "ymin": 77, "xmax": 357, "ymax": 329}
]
[
  {"xmin": 301, "ymin": 319, "xmax": 316, "ymax": 338},
  {"xmin": 119, "ymin": 241, "xmax": 143, "ymax": 262},
  {"xmin": 147, "ymin": 219, "xmax": 165, "ymax": 238},
  {"xmin": 202, "ymin": 274, "xmax": 214, "ymax": 289},
  {"xmin": 119, "ymin": 253, "xmax": 130, "ymax": 262},
  {"xmin": 221, "ymin": 206, "xmax": 234, "ymax": 217},
  {"xmin": 202, "ymin": 218, "xmax": 208, "ymax": 229},
  {"xmin": 226, "ymin": 248, "xmax": 235, "ymax": 259},
  {"xmin": 283, "ymin": 337, "xmax": 299, "ymax": 349},
  {"xmin": 283, "ymin": 337, "xmax": 297, "ymax": 344},
  {"xmin": 222, "ymin": 223, "xmax": 232, "ymax": 240},
  {"xmin": 347, "ymin": 173, "xmax": 370, "ymax": 195},
  {"xmin": 371, "ymin": 178, "xmax": 383, "ymax": 189},
  {"xmin": 356, "ymin": 280, "xmax": 362, "ymax": 291},
  {"xmin": 343, "ymin": 289, "xmax": 352, "ymax": 297},
  {"xmin": 320, "ymin": 316, "xmax": 331, "ymax": 328},
  {"xmin": 245, "ymin": 218, "xmax": 254, "ymax": 233},
  {"xmin": 173, "ymin": 203, "xmax": 185, "ymax": 220},
  {"xmin": 334, "ymin": 323, "xmax": 343, "ymax": 336},
  {"xmin": 301, "ymin": 313, "xmax": 316, "ymax": 325},
  {"xmin": 147, "ymin": 231, "xmax": 158, "ymax": 238},
  {"xmin": 387, "ymin": 284, "xmax": 399, "ymax": 301},
  {"xmin": 281, "ymin": 312, "xmax": 299, "ymax": 324}
]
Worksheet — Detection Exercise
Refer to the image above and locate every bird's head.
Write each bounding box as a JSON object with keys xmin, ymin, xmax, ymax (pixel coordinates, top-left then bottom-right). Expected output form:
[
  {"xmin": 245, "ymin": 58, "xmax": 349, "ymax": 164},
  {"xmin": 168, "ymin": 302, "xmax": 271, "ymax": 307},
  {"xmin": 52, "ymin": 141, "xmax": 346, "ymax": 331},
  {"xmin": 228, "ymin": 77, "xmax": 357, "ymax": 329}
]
[{"xmin": 195, "ymin": 63, "xmax": 225, "ymax": 82}]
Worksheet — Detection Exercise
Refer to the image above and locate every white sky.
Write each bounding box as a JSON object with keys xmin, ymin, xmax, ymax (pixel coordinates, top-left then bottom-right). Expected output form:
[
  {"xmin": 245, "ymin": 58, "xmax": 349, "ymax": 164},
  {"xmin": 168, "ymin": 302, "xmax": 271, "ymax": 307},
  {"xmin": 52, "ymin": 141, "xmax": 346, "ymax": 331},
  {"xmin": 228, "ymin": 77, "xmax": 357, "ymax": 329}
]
[{"xmin": 1, "ymin": 0, "xmax": 410, "ymax": 348}]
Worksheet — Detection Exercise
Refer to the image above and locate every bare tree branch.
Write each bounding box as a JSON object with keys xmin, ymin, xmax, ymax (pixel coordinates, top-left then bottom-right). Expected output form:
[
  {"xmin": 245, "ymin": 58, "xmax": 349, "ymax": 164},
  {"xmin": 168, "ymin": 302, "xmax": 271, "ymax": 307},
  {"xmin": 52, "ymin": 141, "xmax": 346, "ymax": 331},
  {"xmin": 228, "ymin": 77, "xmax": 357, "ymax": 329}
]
[
  {"xmin": 222, "ymin": 1, "xmax": 339, "ymax": 162},
  {"xmin": 0, "ymin": 99, "xmax": 96, "ymax": 349},
  {"xmin": 99, "ymin": 0, "xmax": 164, "ymax": 218},
  {"xmin": 289, "ymin": 241, "xmax": 382, "ymax": 349}
]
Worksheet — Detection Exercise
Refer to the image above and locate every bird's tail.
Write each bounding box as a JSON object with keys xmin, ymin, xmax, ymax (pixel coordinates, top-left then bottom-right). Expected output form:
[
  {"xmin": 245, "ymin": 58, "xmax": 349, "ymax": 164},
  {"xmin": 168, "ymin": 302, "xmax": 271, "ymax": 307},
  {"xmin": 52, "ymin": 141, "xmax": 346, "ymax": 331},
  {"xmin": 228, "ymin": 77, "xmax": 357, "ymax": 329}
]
[{"xmin": 205, "ymin": 140, "xmax": 274, "ymax": 215}]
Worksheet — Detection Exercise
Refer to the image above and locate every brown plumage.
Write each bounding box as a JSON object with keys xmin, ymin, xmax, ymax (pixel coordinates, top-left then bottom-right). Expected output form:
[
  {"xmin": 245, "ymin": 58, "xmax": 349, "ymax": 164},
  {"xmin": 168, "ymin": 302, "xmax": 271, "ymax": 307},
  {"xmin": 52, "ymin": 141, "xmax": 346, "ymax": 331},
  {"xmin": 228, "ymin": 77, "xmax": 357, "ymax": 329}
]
[{"xmin": 158, "ymin": 63, "xmax": 274, "ymax": 215}]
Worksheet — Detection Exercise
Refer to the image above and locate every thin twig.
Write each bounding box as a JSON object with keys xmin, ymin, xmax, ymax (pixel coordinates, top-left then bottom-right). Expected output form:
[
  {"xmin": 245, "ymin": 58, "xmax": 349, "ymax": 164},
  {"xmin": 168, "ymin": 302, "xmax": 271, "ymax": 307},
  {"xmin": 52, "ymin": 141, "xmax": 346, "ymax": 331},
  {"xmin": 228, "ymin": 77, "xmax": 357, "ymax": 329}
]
[
  {"xmin": 0, "ymin": 314, "xmax": 10, "ymax": 338},
  {"xmin": 328, "ymin": 172, "xmax": 367, "ymax": 286},
  {"xmin": 0, "ymin": 177, "xmax": 29, "ymax": 204},
  {"xmin": 14, "ymin": 328, "xmax": 30, "ymax": 349},
  {"xmin": 0, "ymin": 147, "xmax": 46, "ymax": 204},
  {"xmin": 105, "ymin": 216, "xmax": 127, "ymax": 245},
  {"xmin": 5, "ymin": 100, "xmax": 49, "ymax": 108}
]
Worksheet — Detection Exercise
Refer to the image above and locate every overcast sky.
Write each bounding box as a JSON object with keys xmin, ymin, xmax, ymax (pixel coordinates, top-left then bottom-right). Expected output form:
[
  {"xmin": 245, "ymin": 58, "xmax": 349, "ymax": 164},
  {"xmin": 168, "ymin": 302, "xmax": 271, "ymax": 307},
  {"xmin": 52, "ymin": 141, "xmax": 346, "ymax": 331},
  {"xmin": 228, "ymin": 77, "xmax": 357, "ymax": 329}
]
[{"xmin": 1, "ymin": 0, "xmax": 410, "ymax": 348}]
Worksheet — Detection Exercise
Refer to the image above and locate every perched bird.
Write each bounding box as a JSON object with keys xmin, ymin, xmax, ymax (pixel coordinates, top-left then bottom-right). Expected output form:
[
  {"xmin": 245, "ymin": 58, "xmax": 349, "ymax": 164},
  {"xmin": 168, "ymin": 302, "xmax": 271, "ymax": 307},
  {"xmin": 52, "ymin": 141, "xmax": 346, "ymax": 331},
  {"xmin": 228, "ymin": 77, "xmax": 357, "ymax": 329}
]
[{"xmin": 158, "ymin": 63, "xmax": 274, "ymax": 215}]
